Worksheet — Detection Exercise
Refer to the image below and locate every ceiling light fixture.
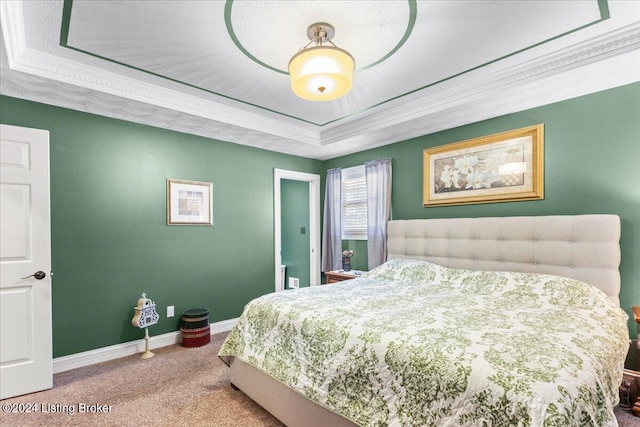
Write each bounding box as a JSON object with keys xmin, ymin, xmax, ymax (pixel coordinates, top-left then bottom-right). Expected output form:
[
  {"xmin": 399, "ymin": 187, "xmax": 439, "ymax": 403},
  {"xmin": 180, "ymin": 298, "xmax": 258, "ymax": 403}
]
[{"xmin": 288, "ymin": 22, "xmax": 355, "ymax": 101}]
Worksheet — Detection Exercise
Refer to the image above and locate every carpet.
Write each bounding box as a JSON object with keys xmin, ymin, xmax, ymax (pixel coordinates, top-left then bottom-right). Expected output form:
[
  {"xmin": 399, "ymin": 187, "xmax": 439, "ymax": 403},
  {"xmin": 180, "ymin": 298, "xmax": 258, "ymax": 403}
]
[{"xmin": 0, "ymin": 332, "xmax": 282, "ymax": 427}]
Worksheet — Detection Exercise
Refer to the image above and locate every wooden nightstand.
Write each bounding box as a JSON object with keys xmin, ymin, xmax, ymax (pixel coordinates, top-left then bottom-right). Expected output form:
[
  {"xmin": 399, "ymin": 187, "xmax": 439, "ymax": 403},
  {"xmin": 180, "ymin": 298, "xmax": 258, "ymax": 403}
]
[
  {"xmin": 324, "ymin": 271, "xmax": 362, "ymax": 284},
  {"xmin": 621, "ymin": 339, "xmax": 640, "ymax": 416}
]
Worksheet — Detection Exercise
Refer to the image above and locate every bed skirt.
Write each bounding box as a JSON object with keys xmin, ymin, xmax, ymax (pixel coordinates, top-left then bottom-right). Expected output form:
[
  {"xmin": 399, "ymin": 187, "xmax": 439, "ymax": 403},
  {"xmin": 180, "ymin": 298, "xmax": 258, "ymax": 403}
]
[{"xmin": 229, "ymin": 357, "xmax": 356, "ymax": 427}]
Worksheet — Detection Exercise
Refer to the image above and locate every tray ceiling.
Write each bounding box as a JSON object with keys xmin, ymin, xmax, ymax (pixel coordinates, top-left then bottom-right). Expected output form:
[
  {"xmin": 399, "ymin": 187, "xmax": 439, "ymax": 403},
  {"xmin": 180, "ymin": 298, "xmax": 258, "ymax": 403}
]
[{"xmin": 1, "ymin": 0, "xmax": 639, "ymax": 159}]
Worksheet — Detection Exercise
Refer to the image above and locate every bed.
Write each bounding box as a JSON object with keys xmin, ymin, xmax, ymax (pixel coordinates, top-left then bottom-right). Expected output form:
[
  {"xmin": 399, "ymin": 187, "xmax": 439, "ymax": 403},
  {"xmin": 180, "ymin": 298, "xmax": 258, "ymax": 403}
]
[{"xmin": 218, "ymin": 215, "xmax": 629, "ymax": 426}]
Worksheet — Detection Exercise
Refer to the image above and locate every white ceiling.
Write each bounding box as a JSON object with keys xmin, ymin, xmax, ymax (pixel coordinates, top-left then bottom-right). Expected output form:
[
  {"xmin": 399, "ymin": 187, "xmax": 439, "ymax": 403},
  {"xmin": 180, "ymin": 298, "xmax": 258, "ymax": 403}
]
[{"xmin": 1, "ymin": 0, "xmax": 639, "ymax": 160}]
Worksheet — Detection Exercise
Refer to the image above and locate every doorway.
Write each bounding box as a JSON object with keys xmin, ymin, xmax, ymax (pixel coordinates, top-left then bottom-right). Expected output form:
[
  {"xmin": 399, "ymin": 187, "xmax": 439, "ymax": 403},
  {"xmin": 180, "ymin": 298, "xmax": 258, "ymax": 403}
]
[
  {"xmin": 273, "ymin": 169, "xmax": 320, "ymax": 292},
  {"xmin": 281, "ymin": 179, "xmax": 310, "ymax": 288}
]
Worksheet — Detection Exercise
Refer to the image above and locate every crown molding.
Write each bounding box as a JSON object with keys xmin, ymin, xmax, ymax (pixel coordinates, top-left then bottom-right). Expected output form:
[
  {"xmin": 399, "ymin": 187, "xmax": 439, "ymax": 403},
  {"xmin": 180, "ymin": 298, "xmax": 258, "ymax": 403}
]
[
  {"xmin": 0, "ymin": 0, "xmax": 26, "ymax": 68},
  {"xmin": 10, "ymin": 49, "xmax": 323, "ymax": 145},
  {"xmin": 320, "ymin": 22, "xmax": 640, "ymax": 146},
  {"xmin": 2, "ymin": 0, "xmax": 639, "ymax": 160},
  {"xmin": 1, "ymin": 0, "xmax": 321, "ymax": 146},
  {"xmin": 9, "ymin": 48, "xmax": 319, "ymax": 145}
]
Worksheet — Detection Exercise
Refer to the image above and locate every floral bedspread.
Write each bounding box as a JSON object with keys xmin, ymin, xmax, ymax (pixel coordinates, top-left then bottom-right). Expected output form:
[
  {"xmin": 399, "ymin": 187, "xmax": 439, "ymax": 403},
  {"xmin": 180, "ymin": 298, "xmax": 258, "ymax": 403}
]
[{"xmin": 218, "ymin": 259, "xmax": 628, "ymax": 426}]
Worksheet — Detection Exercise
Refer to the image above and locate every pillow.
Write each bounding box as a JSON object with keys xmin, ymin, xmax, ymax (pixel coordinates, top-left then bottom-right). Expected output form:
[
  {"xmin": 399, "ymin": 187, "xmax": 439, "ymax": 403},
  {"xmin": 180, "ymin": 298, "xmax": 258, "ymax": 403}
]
[{"xmin": 364, "ymin": 259, "xmax": 444, "ymax": 284}]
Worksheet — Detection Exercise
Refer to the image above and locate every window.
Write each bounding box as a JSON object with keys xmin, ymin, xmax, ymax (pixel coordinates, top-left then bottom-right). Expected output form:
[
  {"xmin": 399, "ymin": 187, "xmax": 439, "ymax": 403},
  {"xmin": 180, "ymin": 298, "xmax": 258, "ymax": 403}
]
[{"xmin": 341, "ymin": 165, "xmax": 367, "ymax": 240}]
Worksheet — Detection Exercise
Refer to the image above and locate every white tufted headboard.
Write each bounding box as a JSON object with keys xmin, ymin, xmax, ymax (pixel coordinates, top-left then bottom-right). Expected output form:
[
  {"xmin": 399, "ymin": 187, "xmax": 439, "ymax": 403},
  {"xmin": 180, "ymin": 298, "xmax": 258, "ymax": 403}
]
[{"xmin": 386, "ymin": 215, "xmax": 621, "ymax": 305}]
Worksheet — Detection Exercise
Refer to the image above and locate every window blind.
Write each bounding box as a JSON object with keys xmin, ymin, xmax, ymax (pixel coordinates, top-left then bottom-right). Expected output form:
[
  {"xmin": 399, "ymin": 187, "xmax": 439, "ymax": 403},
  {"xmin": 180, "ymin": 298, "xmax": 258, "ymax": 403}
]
[{"xmin": 341, "ymin": 165, "xmax": 367, "ymax": 240}]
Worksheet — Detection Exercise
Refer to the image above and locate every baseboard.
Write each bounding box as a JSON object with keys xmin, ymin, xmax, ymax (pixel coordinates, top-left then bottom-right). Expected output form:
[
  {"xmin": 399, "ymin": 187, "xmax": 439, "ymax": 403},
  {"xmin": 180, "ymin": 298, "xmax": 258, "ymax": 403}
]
[{"xmin": 53, "ymin": 317, "xmax": 238, "ymax": 374}]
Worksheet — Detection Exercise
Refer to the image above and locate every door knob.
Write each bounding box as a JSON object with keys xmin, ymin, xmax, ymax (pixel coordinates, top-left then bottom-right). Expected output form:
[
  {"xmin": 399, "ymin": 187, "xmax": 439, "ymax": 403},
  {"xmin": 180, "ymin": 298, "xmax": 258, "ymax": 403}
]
[{"xmin": 21, "ymin": 271, "xmax": 46, "ymax": 280}]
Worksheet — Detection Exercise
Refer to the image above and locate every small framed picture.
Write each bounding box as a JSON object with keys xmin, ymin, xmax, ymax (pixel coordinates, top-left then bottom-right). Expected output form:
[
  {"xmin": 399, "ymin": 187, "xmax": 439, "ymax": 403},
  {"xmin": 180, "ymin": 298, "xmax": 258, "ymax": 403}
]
[{"xmin": 166, "ymin": 179, "xmax": 213, "ymax": 225}]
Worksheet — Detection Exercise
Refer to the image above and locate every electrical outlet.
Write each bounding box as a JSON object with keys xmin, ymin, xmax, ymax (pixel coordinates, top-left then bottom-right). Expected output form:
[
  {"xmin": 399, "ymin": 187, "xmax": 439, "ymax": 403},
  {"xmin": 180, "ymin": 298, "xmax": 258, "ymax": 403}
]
[
  {"xmin": 289, "ymin": 277, "xmax": 299, "ymax": 289},
  {"xmin": 167, "ymin": 305, "xmax": 174, "ymax": 318}
]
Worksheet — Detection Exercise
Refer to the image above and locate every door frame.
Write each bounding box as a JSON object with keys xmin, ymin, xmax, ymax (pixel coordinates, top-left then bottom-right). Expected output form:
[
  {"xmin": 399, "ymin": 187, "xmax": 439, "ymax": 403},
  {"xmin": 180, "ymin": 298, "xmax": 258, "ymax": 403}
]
[{"xmin": 274, "ymin": 169, "xmax": 320, "ymax": 292}]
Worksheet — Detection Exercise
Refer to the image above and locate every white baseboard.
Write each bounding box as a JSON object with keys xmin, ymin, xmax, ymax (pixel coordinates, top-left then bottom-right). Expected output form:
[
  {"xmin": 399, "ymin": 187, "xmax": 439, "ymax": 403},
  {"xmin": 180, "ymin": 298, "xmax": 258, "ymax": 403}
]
[{"xmin": 53, "ymin": 317, "xmax": 238, "ymax": 374}]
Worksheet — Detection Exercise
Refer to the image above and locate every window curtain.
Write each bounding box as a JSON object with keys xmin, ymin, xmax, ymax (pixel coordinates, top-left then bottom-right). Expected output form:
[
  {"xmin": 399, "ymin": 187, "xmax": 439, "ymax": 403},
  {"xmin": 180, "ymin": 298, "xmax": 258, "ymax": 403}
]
[
  {"xmin": 321, "ymin": 168, "xmax": 342, "ymax": 272},
  {"xmin": 365, "ymin": 158, "xmax": 392, "ymax": 270}
]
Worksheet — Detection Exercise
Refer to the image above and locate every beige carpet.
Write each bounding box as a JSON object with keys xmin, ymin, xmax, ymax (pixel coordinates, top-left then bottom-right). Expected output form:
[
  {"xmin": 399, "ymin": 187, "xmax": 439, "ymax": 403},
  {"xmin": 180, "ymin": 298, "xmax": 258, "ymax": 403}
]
[
  {"xmin": 1, "ymin": 332, "xmax": 637, "ymax": 427},
  {"xmin": 0, "ymin": 332, "xmax": 283, "ymax": 427}
]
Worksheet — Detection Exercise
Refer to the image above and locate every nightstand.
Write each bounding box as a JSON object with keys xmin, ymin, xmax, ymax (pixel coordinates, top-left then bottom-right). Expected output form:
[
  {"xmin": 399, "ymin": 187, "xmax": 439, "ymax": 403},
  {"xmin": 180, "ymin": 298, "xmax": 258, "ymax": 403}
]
[
  {"xmin": 324, "ymin": 270, "xmax": 362, "ymax": 284},
  {"xmin": 620, "ymin": 339, "xmax": 640, "ymax": 416}
]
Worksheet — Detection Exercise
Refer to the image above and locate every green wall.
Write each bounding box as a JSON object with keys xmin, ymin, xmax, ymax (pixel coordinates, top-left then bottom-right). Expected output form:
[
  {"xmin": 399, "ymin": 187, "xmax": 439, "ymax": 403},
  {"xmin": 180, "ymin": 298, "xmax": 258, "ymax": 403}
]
[
  {"xmin": 341, "ymin": 240, "xmax": 368, "ymax": 271},
  {"xmin": 324, "ymin": 82, "xmax": 640, "ymax": 337},
  {"xmin": 0, "ymin": 95, "xmax": 322, "ymax": 357},
  {"xmin": 281, "ymin": 179, "xmax": 310, "ymax": 288},
  {"xmin": 2, "ymin": 82, "xmax": 638, "ymax": 357}
]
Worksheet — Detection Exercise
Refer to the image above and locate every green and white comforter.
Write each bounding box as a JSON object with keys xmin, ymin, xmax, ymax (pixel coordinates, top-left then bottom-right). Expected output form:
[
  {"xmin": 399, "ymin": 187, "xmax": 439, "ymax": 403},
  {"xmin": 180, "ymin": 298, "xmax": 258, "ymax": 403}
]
[{"xmin": 219, "ymin": 259, "xmax": 628, "ymax": 426}]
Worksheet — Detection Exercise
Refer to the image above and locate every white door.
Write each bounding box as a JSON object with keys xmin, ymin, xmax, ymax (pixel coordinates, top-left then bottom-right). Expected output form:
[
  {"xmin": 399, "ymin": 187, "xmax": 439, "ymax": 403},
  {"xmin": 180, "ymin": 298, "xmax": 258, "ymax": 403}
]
[{"xmin": 0, "ymin": 124, "xmax": 52, "ymax": 399}]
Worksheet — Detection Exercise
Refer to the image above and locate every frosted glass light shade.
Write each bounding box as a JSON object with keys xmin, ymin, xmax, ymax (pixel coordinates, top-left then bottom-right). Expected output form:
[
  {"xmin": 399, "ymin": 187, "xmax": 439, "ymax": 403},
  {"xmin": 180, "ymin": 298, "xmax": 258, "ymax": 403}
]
[{"xmin": 289, "ymin": 46, "xmax": 355, "ymax": 101}]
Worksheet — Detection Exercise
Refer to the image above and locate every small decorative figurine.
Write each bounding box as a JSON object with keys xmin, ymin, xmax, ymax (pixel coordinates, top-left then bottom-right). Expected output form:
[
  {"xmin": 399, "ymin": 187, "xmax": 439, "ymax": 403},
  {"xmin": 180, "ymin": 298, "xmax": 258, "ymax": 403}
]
[{"xmin": 132, "ymin": 293, "xmax": 159, "ymax": 359}]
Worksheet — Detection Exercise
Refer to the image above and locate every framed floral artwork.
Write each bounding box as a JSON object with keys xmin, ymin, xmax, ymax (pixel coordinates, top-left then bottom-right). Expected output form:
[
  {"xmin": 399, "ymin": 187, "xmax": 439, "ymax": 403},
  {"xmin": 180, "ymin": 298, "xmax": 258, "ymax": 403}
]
[
  {"xmin": 166, "ymin": 179, "xmax": 213, "ymax": 225},
  {"xmin": 423, "ymin": 124, "xmax": 544, "ymax": 207}
]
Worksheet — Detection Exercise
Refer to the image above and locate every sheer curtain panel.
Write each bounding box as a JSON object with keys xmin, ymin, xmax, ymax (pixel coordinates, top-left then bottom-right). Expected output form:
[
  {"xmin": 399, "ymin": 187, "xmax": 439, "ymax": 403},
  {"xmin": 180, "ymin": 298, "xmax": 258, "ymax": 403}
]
[
  {"xmin": 365, "ymin": 158, "xmax": 392, "ymax": 270},
  {"xmin": 321, "ymin": 168, "xmax": 342, "ymax": 272}
]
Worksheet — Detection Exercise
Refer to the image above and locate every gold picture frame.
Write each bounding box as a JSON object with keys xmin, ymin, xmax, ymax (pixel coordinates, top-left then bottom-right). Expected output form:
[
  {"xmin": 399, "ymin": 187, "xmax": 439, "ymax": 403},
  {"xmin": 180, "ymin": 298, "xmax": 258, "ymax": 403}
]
[
  {"xmin": 423, "ymin": 124, "xmax": 544, "ymax": 207},
  {"xmin": 166, "ymin": 179, "xmax": 213, "ymax": 225}
]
